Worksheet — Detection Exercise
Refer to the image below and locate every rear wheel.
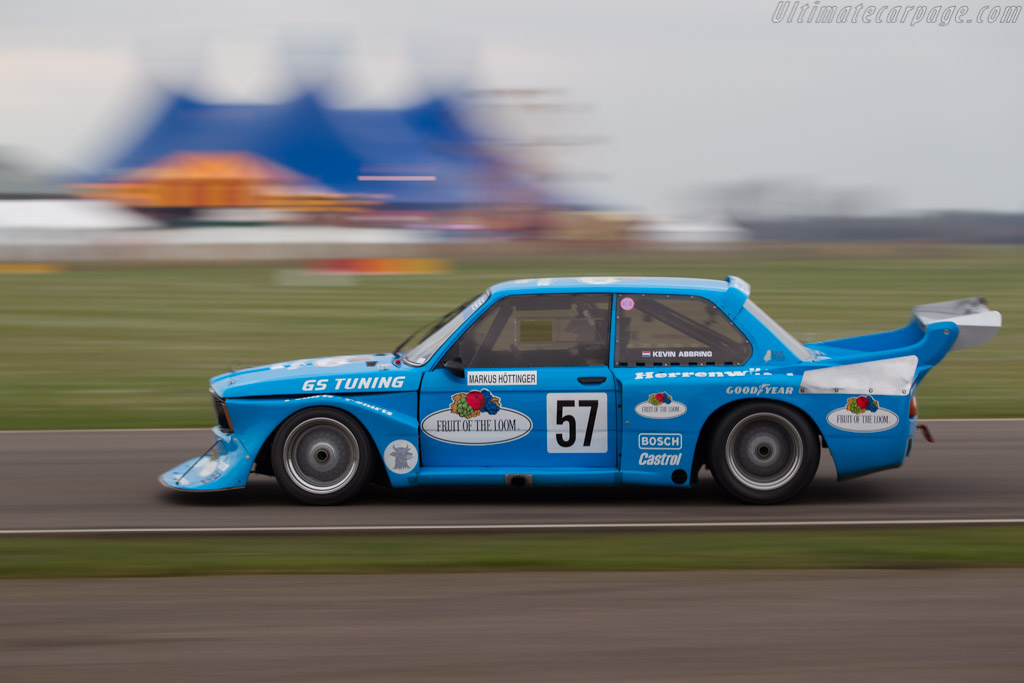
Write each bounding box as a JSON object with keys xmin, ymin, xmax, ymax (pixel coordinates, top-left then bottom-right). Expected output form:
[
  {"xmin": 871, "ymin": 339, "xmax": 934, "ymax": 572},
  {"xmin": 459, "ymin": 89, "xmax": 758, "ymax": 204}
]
[
  {"xmin": 271, "ymin": 408, "xmax": 373, "ymax": 505},
  {"xmin": 710, "ymin": 402, "xmax": 819, "ymax": 504}
]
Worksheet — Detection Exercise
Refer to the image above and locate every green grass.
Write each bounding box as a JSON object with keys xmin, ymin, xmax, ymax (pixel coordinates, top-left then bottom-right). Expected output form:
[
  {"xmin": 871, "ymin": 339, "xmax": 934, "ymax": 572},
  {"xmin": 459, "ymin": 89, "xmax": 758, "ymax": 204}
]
[
  {"xmin": 3, "ymin": 528, "xmax": 1024, "ymax": 578},
  {"xmin": 1, "ymin": 244, "xmax": 1021, "ymax": 429}
]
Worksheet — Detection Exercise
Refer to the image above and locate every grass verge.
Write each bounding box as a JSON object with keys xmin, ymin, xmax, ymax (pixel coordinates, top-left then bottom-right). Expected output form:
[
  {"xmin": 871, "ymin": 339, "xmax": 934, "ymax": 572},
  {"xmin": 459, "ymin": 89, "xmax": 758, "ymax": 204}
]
[
  {"xmin": 3, "ymin": 527, "xmax": 1024, "ymax": 579},
  {"xmin": 1, "ymin": 244, "xmax": 1021, "ymax": 428}
]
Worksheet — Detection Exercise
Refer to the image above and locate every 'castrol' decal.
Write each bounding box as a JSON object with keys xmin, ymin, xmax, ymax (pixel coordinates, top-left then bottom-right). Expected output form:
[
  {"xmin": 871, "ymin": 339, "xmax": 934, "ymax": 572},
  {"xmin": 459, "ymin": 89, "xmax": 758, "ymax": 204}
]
[
  {"xmin": 638, "ymin": 452, "xmax": 682, "ymax": 467},
  {"xmin": 421, "ymin": 390, "xmax": 532, "ymax": 445},
  {"xmin": 826, "ymin": 396, "xmax": 899, "ymax": 433}
]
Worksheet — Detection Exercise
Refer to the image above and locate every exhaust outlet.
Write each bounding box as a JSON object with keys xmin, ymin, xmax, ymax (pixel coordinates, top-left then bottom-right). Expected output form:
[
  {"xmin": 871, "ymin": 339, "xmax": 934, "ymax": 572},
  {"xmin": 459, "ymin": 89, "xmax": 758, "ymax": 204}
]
[{"xmin": 505, "ymin": 474, "xmax": 533, "ymax": 488}]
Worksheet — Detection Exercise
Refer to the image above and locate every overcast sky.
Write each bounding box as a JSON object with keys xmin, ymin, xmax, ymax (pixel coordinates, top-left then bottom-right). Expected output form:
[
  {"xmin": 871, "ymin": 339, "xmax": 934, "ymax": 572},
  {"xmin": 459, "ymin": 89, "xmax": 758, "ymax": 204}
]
[{"xmin": 1, "ymin": 0, "xmax": 1022, "ymax": 214}]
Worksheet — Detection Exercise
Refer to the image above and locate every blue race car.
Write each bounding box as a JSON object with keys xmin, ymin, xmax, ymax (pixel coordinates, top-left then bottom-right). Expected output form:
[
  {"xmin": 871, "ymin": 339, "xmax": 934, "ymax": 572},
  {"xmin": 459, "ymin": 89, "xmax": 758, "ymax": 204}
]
[{"xmin": 160, "ymin": 276, "xmax": 1001, "ymax": 504}]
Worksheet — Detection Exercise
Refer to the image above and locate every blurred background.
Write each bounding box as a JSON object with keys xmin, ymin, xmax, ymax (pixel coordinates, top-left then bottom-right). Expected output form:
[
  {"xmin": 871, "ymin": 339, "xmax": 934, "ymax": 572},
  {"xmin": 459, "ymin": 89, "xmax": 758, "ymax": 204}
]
[
  {"xmin": 1, "ymin": 0, "xmax": 1021, "ymax": 428},
  {"xmin": 2, "ymin": 8, "xmax": 1023, "ymax": 681}
]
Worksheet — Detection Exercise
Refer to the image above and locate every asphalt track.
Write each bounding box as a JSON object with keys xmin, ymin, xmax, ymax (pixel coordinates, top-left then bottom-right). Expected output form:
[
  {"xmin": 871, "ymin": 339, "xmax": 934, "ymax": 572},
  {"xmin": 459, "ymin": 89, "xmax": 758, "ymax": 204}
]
[
  {"xmin": 3, "ymin": 570, "xmax": 1023, "ymax": 682},
  {"xmin": 3, "ymin": 422, "xmax": 1024, "ymax": 682},
  {"xmin": 1, "ymin": 420, "xmax": 1021, "ymax": 532}
]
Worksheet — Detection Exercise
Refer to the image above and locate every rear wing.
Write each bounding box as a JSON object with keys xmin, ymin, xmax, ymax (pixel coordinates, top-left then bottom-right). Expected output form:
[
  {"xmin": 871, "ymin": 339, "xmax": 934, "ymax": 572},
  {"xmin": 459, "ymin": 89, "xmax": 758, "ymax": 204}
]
[
  {"xmin": 913, "ymin": 297, "xmax": 1001, "ymax": 351},
  {"xmin": 801, "ymin": 296, "xmax": 1001, "ymax": 395}
]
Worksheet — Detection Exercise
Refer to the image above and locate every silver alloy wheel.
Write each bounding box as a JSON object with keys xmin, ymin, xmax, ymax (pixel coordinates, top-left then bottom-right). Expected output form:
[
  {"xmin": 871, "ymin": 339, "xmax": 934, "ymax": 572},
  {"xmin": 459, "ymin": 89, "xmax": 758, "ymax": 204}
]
[
  {"xmin": 724, "ymin": 412, "xmax": 804, "ymax": 492},
  {"xmin": 281, "ymin": 417, "xmax": 361, "ymax": 495}
]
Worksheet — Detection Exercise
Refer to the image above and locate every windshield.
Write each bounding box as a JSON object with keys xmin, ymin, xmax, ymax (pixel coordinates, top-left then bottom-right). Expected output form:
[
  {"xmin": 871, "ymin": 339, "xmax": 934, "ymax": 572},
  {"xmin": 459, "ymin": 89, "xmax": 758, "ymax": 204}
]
[
  {"xmin": 743, "ymin": 300, "xmax": 815, "ymax": 362},
  {"xmin": 400, "ymin": 291, "xmax": 490, "ymax": 366}
]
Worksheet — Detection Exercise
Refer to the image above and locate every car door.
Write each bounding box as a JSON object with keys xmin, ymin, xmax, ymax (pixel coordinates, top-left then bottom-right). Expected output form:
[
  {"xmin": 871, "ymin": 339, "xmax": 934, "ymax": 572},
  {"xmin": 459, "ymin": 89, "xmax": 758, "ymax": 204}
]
[
  {"xmin": 419, "ymin": 292, "xmax": 617, "ymax": 469},
  {"xmin": 611, "ymin": 293, "xmax": 754, "ymax": 477}
]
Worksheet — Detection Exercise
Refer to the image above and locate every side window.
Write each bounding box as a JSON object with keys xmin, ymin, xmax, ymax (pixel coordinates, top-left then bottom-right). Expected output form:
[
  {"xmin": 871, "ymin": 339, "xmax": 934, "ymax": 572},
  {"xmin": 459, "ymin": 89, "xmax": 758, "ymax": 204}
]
[
  {"xmin": 443, "ymin": 294, "xmax": 611, "ymax": 368},
  {"xmin": 615, "ymin": 294, "xmax": 752, "ymax": 366}
]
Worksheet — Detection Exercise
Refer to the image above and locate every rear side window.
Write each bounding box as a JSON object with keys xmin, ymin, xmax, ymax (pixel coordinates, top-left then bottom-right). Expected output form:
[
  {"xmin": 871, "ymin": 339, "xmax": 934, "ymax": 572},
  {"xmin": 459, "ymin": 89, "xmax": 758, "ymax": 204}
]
[
  {"xmin": 443, "ymin": 293, "xmax": 611, "ymax": 368},
  {"xmin": 615, "ymin": 294, "xmax": 751, "ymax": 366}
]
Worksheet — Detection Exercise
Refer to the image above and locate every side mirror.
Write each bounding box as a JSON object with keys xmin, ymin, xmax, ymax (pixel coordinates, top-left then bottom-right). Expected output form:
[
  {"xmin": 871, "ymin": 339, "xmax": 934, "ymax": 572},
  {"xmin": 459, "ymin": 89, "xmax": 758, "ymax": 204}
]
[{"xmin": 443, "ymin": 357, "xmax": 465, "ymax": 378}]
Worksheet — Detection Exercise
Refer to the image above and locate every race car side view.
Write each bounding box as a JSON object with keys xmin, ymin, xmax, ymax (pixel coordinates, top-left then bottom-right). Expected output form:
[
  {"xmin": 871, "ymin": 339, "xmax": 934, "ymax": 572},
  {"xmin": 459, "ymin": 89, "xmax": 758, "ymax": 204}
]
[{"xmin": 160, "ymin": 276, "xmax": 1001, "ymax": 504}]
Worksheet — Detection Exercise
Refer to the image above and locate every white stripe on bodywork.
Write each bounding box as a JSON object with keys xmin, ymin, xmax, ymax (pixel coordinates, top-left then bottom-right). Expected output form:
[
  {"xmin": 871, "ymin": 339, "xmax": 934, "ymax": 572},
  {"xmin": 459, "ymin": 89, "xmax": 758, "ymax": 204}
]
[{"xmin": 799, "ymin": 355, "xmax": 918, "ymax": 396}]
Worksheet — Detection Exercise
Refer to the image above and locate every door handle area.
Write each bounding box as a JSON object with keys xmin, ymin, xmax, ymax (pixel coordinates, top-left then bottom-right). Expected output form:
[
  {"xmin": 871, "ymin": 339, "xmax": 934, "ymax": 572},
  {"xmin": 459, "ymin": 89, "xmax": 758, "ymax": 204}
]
[{"xmin": 577, "ymin": 376, "xmax": 607, "ymax": 384}]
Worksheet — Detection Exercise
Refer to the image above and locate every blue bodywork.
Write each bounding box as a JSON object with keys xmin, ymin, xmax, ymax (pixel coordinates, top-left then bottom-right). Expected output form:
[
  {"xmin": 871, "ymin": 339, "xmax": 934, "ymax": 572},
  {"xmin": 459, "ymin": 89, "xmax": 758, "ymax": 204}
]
[{"xmin": 160, "ymin": 276, "xmax": 1000, "ymax": 494}]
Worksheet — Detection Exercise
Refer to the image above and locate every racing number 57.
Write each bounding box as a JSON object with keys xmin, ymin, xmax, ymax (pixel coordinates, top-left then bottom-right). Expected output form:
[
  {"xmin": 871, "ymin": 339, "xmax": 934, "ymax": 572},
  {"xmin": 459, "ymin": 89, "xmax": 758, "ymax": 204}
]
[
  {"xmin": 555, "ymin": 399, "xmax": 599, "ymax": 447},
  {"xmin": 546, "ymin": 393, "xmax": 608, "ymax": 454}
]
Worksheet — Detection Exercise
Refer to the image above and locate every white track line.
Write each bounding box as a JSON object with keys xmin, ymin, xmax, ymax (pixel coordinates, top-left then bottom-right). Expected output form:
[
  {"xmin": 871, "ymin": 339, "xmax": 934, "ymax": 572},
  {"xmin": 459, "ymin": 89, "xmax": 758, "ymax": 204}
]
[{"xmin": 2, "ymin": 518, "xmax": 1024, "ymax": 535}]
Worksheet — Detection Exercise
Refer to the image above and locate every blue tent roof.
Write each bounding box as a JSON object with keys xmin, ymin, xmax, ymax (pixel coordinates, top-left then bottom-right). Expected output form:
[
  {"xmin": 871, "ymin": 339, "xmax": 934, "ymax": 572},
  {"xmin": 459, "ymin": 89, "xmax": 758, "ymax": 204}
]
[{"xmin": 97, "ymin": 91, "xmax": 546, "ymax": 206}]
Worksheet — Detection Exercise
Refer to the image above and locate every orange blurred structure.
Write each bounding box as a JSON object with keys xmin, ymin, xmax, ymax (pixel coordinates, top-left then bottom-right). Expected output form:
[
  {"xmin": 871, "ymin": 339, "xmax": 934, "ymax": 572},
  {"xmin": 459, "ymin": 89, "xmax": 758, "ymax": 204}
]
[{"xmin": 78, "ymin": 151, "xmax": 379, "ymax": 214}]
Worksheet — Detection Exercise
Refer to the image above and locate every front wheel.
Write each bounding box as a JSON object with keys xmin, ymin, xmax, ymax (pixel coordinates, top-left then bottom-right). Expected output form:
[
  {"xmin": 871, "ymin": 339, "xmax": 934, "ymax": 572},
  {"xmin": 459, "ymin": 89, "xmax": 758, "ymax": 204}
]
[
  {"xmin": 709, "ymin": 402, "xmax": 820, "ymax": 504},
  {"xmin": 271, "ymin": 408, "xmax": 373, "ymax": 505}
]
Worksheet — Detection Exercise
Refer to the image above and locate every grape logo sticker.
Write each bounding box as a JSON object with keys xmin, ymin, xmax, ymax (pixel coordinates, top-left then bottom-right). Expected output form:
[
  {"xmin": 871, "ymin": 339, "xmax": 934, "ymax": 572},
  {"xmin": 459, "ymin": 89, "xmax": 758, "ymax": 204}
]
[
  {"xmin": 383, "ymin": 439, "xmax": 418, "ymax": 474},
  {"xmin": 452, "ymin": 389, "xmax": 501, "ymax": 417},
  {"xmin": 847, "ymin": 395, "xmax": 878, "ymax": 414},
  {"xmin": 421, "ymin": 390, "xmax": 532, "ymax": 445},
  {"xmin": 634, "ymin": 392, "xmax": 687, "ymax": 419},
  {"xmin": 827, "ymin": 395, "xmax": 899, "ymax": 433}
]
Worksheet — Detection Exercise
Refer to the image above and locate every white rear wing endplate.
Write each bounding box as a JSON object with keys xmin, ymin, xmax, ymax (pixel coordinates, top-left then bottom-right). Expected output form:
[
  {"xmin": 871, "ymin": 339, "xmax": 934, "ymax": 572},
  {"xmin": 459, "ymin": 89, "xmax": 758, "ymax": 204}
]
[{"xmin": 913, "ymin": 297, "xmax": 1002, "ymax": 351}]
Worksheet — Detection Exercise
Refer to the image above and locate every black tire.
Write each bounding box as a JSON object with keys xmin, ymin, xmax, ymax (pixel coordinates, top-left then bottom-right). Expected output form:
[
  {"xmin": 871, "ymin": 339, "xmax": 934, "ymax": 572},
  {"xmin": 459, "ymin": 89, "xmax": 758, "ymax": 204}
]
[
  {"xmin": 271, "ymin": 408, "xmax": 373, "ymax": 505},
  {"xmin": 709, "ymin": 402, "xmax": 820, "ymax": 504}
]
